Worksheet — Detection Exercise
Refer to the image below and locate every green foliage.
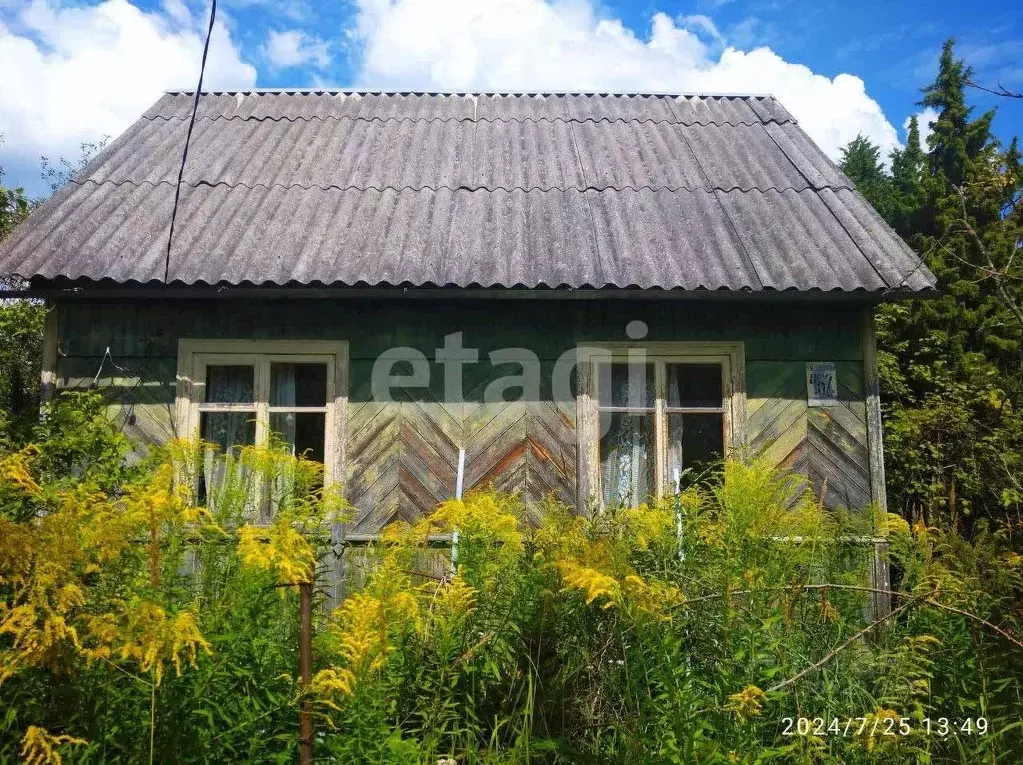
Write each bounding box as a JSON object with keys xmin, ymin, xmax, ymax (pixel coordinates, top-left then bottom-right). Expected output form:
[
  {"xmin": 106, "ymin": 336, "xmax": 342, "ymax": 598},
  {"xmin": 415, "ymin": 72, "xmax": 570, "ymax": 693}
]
[
  {"xmin": 841, "ymin": 39, "xmax": 1023, "ymax": 531},
  {"xmin": 2, "ymin": 404, "xmax": 1021, "ymax": 762},
  {"xmin": 0, "ymin": 138, "xmax": 42, "ymax": 443},
  {"xmin": 1, "ymin": 137, "xmax": 113, "ymax": 447},
  {"xmin": 321, "ymin": 466, "xmax": 1021, "ymax": 763},
  {"xmin": 40, "ymin": 137, "xmax": 109, "ymax": 194},
  {"xmin": 0, "ymin": 298, "xmax": 45, "ymax": 443},
  {"xmin": 0, "ymin": 400, "xmax": 347, "ymax": 763},
  {"xmin": 0, "ymin": 136, "xmax": 29, "ymax": 242},
  {"xmin": 840, "ymin": 135, "xmax": 896, "ymax": 221}
]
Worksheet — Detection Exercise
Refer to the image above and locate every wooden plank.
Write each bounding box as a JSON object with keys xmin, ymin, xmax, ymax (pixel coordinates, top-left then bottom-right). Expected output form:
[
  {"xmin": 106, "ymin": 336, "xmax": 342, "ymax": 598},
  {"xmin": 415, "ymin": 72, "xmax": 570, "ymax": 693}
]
[
  {"xmin": 861, "ymin": 307, "xmax": 888, "ymax": 513},
  {"xmin": 749, "ymin": 396, "xmax": 806, "ymax": 456},
  {"xmin": 40, "ymin": 302, "xmax": 58, "ymax": 407}
]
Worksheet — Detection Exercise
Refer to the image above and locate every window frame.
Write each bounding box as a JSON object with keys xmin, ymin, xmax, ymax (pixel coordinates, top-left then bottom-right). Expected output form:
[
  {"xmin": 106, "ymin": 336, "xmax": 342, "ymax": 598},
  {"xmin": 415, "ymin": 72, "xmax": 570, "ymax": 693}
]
[
  {"xmin": 577, "ymin": 342, "xmax": 746, "ymax": 507},
  {"xmin": 175, "ymin": 340, "xmax": 349, "ymax": 486}
]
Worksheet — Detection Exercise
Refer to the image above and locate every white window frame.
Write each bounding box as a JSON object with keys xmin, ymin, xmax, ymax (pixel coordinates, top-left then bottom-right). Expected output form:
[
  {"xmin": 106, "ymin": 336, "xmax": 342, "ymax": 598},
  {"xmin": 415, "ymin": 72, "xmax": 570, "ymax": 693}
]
[
  {"xmin": 175, "ymin": 339, "xmax": 348, "ymax": 486},
  {"xmin": 576, "ymin": 342, "xmax": 746, "ymax": 507}
]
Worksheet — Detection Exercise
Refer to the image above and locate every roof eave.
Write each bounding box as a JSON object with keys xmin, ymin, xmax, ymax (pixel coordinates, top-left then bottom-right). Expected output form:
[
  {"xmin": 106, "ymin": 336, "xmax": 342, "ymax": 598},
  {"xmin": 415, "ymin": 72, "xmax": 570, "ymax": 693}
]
[{"xmin": 15, "ymin": 278, "xmax": 936, "ymax": 303}]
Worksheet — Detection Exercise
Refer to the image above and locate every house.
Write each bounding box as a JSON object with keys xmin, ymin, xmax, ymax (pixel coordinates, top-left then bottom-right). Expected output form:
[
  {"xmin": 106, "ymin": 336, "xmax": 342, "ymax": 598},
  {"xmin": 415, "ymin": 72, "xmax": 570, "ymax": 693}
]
[{"xmin": 0, "ymin": 90, "xmax": 935, "ymax": 531}]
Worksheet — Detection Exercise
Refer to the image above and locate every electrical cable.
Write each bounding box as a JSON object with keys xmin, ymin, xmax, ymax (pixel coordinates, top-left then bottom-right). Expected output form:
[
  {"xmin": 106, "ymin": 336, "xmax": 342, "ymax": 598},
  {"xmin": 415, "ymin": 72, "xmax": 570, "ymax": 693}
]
[{"xmin": 164, "ymin": 0, "xmax": 218, "ymax": 283}]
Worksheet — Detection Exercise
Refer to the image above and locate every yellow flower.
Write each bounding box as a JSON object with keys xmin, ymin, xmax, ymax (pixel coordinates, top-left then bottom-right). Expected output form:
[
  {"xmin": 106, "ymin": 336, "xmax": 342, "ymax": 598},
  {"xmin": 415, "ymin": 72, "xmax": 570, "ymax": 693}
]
[
  {"xmin": 621, "ymin": 574, "xmax": 684, "ymax": 619},
  {"xmin": 727, "ymin": 685, "xmax": 768, "ymax": 719},
  {"xmin": 310, "ymin": 667, "xmax": 356, "ymax": 708},
  {"xmin": 864, "ymin": 708, "xmax": 901, "ymax": 751},
  {"xmin": 557, "ymin": 558, "xmax": 619, "ymax": 607},
  {"xmin": 83, "ymin": 603, "xmax": 211, "ymax": 685},
  {"xmin": 433, "ymin": 574, "xmax": 477, "ymax": 623},
  {"xmin": 421, "ymin": 492, "xmax": 523, "ymax": 552},
  {"xmin": 237, "ymin": 520, "xmax": 315, "ymax": 586},
  {"xmin": 881, "ymin": 513, "xmax": 911, "ymax": 536},
  {"xmin": 699, "ymin": 520, "xmax": 726, "ymax": 548},
  {"xmin": 620, "ymin": 504, "xmax": 675, "ymax": 549},
  {"xmin": 20, "ymin": 726, "xmax": 86, "ymax": 765},
  {"xmin": 0, "ymin": 450, "xmax": 43, "ymax": 496}
]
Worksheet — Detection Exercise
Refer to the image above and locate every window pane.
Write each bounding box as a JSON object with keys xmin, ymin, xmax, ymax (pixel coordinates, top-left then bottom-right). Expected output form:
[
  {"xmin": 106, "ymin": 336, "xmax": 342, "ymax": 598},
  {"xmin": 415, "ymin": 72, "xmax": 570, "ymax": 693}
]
[
  {"xmin": 599, "ymin": 363, "xmax": 654, "ymax": 409},
  {"xmin": 271, "ymin": 363, "xmax": 327, "ymax": 407},
  {"xmin": 201, "ymin": 411, "xmax": 256, "ymax": 454},
  {"xmin": 667, "ymin": 413, "xmax": 724, "ymax": 487},
  {"xmin": 666, "ymin": 363, "xmax": 722, "ymax": 409},
  {"xmin": 205, "ymin": 365, "xmax": 254, "ymax": 403},
  {"xmin": 599, "ymin": 411, "xmax": 655, "ymax": 507},
  {"xmin": 270, "ymin": 412, "xmax": 326, "ymax": 463}
]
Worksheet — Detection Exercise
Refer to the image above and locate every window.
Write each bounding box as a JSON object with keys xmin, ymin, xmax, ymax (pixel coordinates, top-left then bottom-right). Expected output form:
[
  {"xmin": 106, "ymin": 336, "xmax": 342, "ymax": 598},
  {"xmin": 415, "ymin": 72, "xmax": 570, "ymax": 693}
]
[
  {"xmin": 579, "ymin": 343, "xmax": 744, "ymax": 508},
  {"xmin": 176, "ymin": 340, "xmax": 347, "ymax": 485}
]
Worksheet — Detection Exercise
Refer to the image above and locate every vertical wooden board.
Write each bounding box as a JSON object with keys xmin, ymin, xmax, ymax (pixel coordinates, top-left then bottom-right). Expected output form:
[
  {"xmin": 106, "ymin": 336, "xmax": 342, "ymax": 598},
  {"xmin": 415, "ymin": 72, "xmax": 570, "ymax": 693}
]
[{"xmin": 861, "ymin": 308, "xmax": 888, "ymax": 513}]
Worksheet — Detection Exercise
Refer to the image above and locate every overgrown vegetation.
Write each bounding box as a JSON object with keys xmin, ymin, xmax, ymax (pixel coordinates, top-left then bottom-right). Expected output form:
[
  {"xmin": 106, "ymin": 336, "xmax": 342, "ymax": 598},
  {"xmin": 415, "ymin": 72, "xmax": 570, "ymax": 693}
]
[
  {"xmin": 1, "ymin": 393, "xmax": 331, "ymax": 763},
  {"xmin": 1, "ymin": 392, "xmax": 1021, "ymax": 762}
]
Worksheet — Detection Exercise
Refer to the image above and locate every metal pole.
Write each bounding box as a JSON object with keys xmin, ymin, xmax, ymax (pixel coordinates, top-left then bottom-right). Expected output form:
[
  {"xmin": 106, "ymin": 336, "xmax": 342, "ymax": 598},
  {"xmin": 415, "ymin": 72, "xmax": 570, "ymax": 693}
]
[
  {"xmin": 451, "ymin": 448, "xmax": 466, "ymax": 574},
  {"xmin": 455, "ymin": 448, "xmax": 466, "ymax": 499},
  {"xmin": 299, "ymin": 581, "xmax": 313, "ymax": 765}
]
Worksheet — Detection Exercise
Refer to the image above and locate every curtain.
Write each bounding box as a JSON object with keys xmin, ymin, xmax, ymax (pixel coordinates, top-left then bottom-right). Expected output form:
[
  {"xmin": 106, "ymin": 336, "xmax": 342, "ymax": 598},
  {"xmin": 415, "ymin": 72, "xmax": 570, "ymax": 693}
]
[
  {"xmin": 600, "ymin": 365, "xmax": 654, "ymax": 508},
  {"xmin": 601, "ymin": 413, "xmax": 654, "ymax": 508},
  {"xmin": 204, "ymin": 367, "xmax": 252, "ymax": 454},
  {"xmin": 269, "ymin": 364, "xmax": 300, "ymax": 521},
  {"xmin": 272, "ymin": 364, "xmax": 298, "ymax": 453},
  {"xmin": 202, "ymin": 367, "xmax": 256, "ymax": 517},
  {"xmin": 666, "ymin": 365, "xmax": 683, "ymax": 492}
]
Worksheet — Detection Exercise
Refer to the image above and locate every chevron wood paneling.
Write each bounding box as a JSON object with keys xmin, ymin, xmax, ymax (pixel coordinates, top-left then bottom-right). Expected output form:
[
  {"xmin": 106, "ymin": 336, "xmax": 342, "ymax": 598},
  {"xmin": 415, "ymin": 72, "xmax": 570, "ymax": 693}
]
[
  {"xmin": 345, "ymin": 360, "xmax": 577, "ymax": 533},
  {"xmin": 747, "ymin": 361, "xmax": 871, "ymax": 510},
  {"xmin": 345, "ymin": 357, "xmax": 462, "ymax": 532}
]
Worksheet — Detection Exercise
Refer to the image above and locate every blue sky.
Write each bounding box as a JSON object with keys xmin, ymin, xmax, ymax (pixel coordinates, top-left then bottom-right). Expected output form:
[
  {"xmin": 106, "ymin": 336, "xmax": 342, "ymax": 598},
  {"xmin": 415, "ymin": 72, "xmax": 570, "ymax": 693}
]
[{"xmin": 1, "ymin": 0, "xmax": 1021, "ymax": 197}]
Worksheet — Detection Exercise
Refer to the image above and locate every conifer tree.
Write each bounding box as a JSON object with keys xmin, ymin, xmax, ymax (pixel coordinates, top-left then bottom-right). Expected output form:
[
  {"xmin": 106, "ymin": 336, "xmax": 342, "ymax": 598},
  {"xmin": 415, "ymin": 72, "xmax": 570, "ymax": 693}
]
[
  {"xmin": 843, "ymin": 40, "xmax": 1023, "ymax": 530},
  {"xmin": 840, "ymin": 135, "xmax": 894, "ymax": 220}
]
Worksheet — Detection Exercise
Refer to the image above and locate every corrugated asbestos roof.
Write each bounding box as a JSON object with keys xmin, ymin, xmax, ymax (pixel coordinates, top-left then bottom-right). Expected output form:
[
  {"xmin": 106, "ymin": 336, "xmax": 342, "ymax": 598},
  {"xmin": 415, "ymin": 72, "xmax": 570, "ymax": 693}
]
[{"xmin": 0, "ymin": 91, "xmax": 935, "ymax": 293}]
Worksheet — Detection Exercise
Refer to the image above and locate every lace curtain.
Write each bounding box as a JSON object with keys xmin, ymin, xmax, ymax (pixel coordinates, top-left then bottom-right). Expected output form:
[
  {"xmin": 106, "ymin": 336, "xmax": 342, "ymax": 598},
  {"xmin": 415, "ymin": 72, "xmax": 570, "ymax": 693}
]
[
  {"xmin": 599, "ymin": 368, "xmax": 654, "ymax": 507},
  {"xmin": 271, "ymin": 364, "xmax": 298, "ymax": 452}
]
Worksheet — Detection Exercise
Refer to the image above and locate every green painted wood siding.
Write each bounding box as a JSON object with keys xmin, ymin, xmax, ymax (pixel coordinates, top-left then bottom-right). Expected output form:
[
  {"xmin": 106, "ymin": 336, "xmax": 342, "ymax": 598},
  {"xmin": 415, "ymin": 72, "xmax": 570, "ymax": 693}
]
[{"xmin": 53, "ymin": 298, "xmax": 871, "ymax": 524}]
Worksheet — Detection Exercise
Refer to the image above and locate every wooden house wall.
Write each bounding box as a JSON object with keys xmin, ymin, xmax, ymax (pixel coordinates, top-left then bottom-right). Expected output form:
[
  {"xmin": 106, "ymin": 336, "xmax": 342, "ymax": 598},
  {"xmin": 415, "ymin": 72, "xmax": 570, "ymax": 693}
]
[{"xmin": 53, "ymin": 298, "xmax": 872, "ymax": 528}]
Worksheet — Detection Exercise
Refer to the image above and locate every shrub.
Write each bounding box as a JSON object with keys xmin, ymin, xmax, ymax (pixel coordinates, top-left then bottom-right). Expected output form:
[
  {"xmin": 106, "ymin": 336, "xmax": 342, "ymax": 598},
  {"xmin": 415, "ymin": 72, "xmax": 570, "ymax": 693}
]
[{"xmin": 1, "ymin": 396, "xmax": 1021, "ymax": 762}]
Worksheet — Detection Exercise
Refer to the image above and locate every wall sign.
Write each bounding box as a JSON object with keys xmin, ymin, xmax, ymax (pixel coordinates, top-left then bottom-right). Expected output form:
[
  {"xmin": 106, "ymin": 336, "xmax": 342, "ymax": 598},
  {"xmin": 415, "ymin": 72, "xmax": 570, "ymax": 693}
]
[{"xmin": 806, "ymin": 362, "xmax": 838, "ymax": 407}]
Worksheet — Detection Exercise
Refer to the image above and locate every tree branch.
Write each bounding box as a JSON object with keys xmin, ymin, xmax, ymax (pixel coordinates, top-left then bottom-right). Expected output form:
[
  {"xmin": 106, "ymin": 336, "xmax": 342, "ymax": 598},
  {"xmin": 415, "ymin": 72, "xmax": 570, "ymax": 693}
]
[
  {"xmin": 679, "ymin": 582, "xmax": 1023, "ymax": 651},
  {"xmin": 966, "ymin": 78, "xmax": 1023, "ymax": 100},
  {"xmin": 767, "ymin": 593, "xmax": 927, "ymax": 693},
  {"xmin": 954, "ymin": 186, "xmax": 1023, "ymax": 336}
]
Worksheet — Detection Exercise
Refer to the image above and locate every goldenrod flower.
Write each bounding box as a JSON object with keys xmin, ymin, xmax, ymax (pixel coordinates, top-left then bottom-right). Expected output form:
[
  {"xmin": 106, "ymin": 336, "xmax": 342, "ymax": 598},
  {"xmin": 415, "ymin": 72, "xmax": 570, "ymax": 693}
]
[
  {"xmin": 727, "ymin": 685, "xmax": 768, "ymax": 720},
  {"xmin": 237, "ymin": 520, "xmax": 315, "ymax": 586},
  {"xmin": 20, "ymin": 726, "xmax": 86, "ymax": 765},
  {"xmin": 557, "ymin": 558, "xmax": 619, "ymax": 607}
]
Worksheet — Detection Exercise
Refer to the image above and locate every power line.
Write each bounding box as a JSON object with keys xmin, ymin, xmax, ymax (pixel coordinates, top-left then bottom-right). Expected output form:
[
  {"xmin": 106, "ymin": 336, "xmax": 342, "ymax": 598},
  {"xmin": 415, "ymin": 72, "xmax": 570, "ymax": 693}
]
[{"xmin": 164, "ymin": 0, "xmax": 218, "ymax": 283}]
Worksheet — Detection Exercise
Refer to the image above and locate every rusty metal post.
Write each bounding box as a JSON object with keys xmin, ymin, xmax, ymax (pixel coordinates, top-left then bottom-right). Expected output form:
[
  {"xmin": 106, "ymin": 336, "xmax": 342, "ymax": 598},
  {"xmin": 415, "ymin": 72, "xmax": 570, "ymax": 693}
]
[{"xmin": 299, "ymin": 581, "xmax": 313, "ymax": 765}]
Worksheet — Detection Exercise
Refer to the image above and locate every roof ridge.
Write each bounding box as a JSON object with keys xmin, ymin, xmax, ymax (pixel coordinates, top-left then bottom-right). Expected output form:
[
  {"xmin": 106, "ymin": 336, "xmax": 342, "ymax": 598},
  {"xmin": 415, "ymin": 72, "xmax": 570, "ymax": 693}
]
[
  {"xmin": 73, "ymin": 178, "xmax": 851, "ymax": 193},
  {"xmin": 142, "ymin": 113, "xmax": 779, "ymax": 126},
  {"xmin": 163, "ymin": 88, "xmax": 780, "ymax": 99}
]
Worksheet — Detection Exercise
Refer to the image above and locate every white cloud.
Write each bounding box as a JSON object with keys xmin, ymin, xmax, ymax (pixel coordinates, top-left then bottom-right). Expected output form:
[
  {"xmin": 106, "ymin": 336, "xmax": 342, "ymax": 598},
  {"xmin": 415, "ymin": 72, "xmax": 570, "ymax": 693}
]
[
  {"xmin": 263, "ymin": 29, "xmax": 330, "ymax": 69},
  {"xmin": 905, "ymin": 106, "xmax": 939, "ymax": 150},
  {"xmin": 0, "ymin": 0, "xmax": 256, "ymax": 178},
  {"xmin": 350, "ymin": 0, "xmax": 900, "ymax": 161}
]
